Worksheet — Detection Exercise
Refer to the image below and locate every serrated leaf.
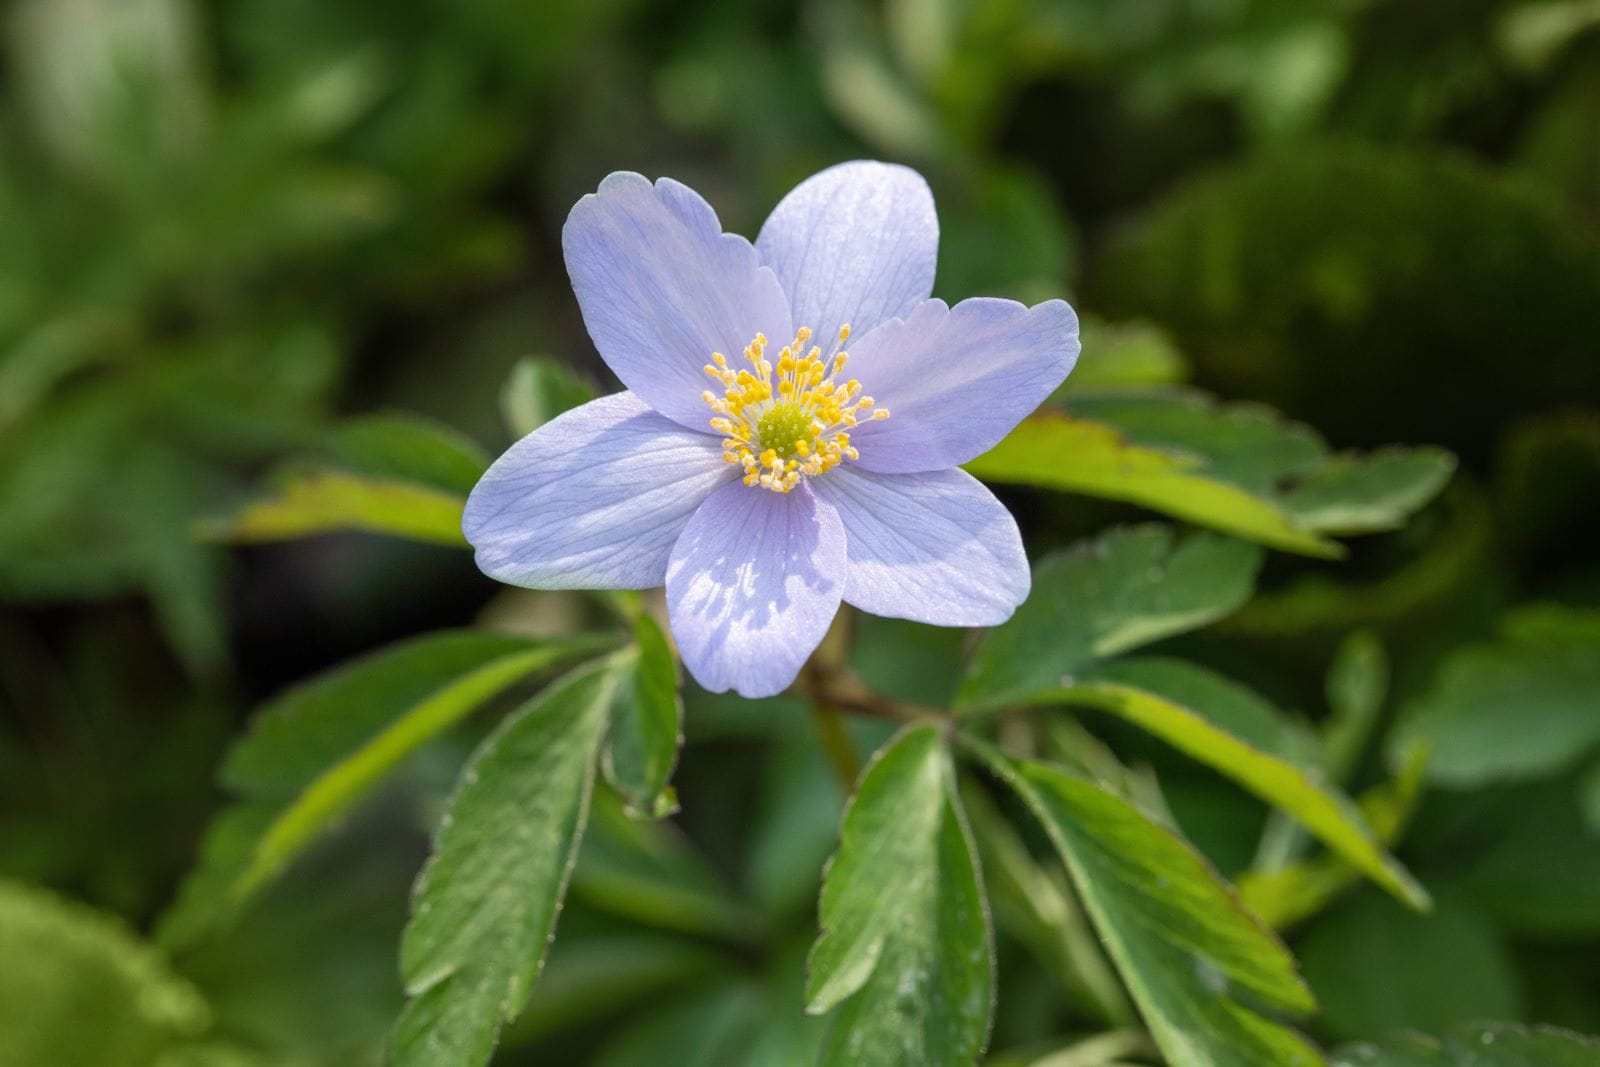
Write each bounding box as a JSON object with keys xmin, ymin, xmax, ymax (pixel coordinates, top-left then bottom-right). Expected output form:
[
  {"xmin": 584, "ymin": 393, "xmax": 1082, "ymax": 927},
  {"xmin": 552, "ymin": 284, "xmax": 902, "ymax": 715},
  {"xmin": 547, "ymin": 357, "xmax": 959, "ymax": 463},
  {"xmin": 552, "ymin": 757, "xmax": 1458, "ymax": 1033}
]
[
  {"xmin": 324, "ymin": 413, "xmax": 490, "ymax": 495},
  {"xmin": 1021, "ymin": 681, "xmax": 1429, "ymax": 911},
  {"xmin": 967, "ymin": 743, "xmax": 1323, "ymax": 1067},
  {"xmin": 392, "ymin": 656, "xmax": 623, "ymax": 1067},
  {"xmin": 1392, "ymin": 604, "xmax": 1600, "ymax": 786},
  {"xmin": 602, "ymin": 614, "xmax": 683, "ymax": 820},
  {"xmin": 806, "ymin": 726, "xmax": 994, "ymax": 1067},
  {"xmin": 202, "ymin": 469, "xmax": 468, "ymax": 546},
  {"xmin": 159, "ymin": 632, "xmax": 604, "ymax": 948},
  {"xmin": 966, "ymin": 414, "xmax": 1341, "ymax": 557},
  {"xmin": 0, "ymin": 880, "xmax": 211, "ymax": 1067},
  {"xmin": 959, "ymin": 526, "xmax": 1264, "ymax": 709},
  {"xmin": 500, "ymin": 357, "xmax": 595, "ymax": 439},
  {"xmin": 1332, "ymin": 1023, "xmax": 1600, "ymax": 1067},
  {"xmin": 1282, "ymin": 447, "xmax": 1455, "ymax": 535}
]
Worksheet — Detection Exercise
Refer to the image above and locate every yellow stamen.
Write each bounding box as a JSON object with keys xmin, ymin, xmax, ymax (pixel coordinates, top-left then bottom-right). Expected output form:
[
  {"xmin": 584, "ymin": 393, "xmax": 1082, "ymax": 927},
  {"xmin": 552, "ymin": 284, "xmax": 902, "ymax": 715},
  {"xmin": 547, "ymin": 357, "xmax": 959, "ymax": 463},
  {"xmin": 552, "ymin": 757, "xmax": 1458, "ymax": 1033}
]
[{"xmin": 700, "ymin": 323, "xmax": 886, "ymax": 493}]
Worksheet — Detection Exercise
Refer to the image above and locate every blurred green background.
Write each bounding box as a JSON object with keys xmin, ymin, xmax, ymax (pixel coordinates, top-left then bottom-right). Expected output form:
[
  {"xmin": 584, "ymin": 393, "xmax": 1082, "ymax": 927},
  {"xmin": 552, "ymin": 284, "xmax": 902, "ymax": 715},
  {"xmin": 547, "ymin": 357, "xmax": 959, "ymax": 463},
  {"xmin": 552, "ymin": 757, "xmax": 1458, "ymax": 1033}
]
[{"xmin": 2, "ymin": 0, "xmax": 1598, "ymax": 1063}]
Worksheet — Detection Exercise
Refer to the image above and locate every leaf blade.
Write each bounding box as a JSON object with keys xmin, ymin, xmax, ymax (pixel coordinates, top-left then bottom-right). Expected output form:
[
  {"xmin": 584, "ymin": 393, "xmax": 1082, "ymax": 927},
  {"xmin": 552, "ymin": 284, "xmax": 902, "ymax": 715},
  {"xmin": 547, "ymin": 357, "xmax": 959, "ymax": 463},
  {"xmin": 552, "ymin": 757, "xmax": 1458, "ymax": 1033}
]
[
  {"xmin": 392, "ymin": 657, "xmax": 623, "ymax": 1067},
  {"xmin": 806, "ymin": 726, "xmax": 994, "ymax": 1067},
  {"xmin": 1026, "ymin": 681, "xmax": 1430, "ymax": 911},
  {"xmin": 602, "ymin": 614, "xmax": 684, "ymax": 820},
  {"xmin": 967, "ymin": 743, "xmax": 1323, "ymax": 1067},
  {"xmin": 966, "ymin": 414, "xmax": 1341, "ymax": 558},
  {"xmin": 202, "ymin": 469, "xmax": 468, "ymax": 546},
  {"xmin": 959, "ymin": 526, "xmax": 1263, "ymax": 710}
]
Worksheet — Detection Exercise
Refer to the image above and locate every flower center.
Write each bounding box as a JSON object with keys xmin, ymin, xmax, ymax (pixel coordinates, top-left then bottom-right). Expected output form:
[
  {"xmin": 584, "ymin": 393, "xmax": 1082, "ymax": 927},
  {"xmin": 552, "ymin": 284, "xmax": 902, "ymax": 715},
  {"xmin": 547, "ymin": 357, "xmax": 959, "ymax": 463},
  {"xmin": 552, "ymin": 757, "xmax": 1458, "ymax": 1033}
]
[{"xmin": 701, "ymin": 325, "xmax": 889, "ymax": 493}]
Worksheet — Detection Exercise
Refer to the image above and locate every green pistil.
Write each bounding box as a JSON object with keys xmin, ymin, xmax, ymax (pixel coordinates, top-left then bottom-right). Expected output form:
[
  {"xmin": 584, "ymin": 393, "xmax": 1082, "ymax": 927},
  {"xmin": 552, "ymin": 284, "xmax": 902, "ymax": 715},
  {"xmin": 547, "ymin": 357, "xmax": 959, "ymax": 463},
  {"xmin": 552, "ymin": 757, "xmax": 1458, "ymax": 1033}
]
[{"xmin": 756, "ymin": 403, "xmax": 813, "ymax": 459}]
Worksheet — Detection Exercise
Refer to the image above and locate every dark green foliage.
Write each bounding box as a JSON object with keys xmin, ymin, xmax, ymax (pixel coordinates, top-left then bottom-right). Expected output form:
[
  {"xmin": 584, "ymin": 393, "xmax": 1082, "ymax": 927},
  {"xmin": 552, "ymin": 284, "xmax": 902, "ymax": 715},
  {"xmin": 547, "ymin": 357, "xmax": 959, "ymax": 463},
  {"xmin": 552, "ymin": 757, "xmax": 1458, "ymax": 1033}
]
[{"xmin": 5, "ymin": 0, "xmax": 1600, "ymax": 1063}]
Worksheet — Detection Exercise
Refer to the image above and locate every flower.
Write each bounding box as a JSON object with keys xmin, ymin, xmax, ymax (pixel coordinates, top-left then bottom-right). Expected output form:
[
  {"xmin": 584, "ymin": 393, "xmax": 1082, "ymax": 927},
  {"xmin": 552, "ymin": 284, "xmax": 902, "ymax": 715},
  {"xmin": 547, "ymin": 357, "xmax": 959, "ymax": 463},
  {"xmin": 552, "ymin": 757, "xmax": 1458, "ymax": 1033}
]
[{"xmin": 464, "ymin": 161, "xmax": 1080, "ymax": 698}]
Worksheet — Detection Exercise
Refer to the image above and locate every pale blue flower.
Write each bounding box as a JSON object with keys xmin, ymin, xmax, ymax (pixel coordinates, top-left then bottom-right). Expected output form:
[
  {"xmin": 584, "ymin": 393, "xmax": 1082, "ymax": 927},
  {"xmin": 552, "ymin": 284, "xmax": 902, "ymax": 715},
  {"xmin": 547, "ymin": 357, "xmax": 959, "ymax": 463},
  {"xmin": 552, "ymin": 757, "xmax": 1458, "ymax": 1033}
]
[{"xmin": 465, "ymin": 162, "xmax": 1080, "ymax": 698}]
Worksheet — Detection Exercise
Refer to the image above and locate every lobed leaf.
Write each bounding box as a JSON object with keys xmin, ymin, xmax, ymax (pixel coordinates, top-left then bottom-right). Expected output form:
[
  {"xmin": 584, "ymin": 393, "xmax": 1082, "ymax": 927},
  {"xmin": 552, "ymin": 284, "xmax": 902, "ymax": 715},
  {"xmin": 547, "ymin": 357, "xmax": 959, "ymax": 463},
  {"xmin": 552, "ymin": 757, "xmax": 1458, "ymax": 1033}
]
[
  {"xmin": 967, "ymin": 742, "xmax": 1323, "ymax": 1067},
  {"xmin": 959, "ymin": 525, "xmax": 1264, "ymax": 709},
  {"xmin": 392, "ymin": 656, "xmax": 623, "ymax": 1067},
  {"xmin": 806, "ymin": 726, "xmax": 994, "ymax": 1067}
]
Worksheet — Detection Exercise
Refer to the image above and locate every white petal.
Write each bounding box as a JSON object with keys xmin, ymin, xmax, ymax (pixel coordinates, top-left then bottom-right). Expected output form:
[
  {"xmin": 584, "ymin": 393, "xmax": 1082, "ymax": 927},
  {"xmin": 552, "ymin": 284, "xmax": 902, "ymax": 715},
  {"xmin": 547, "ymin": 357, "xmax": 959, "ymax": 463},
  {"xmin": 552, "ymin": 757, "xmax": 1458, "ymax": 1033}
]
[
  {"xmin": 755, "ymin": 160, "xmax": 937, "ymax": 336},
  {"xmin": 564, "ymin": 172, "xmax": 793, "ymax": 430},
  {"xmin": 811, "ymin": 466, "xmax": 1028, "ymax": 626},
  {"xmin": 464, "ymin": 392, "xmax": 736, "ymax": 589},
  {"xmin": 666, "ymin": 480, "xmax": 846, "ymax": 698},
  {"xmin": 845, "ymin": 297, "xmax": 1080, "ymax": 473}
]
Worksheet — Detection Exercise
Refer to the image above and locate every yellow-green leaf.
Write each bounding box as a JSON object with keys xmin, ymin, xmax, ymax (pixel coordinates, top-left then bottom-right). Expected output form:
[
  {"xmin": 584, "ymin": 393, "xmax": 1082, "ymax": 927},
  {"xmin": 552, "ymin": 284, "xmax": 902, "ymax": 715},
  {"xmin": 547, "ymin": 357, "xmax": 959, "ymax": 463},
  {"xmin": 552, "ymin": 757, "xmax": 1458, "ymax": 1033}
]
[
  {"xmin": 966, "ymin": 413, "xmax": 1341, "ymax": 558},
  {"xmin": 203, "ymin": 469, "xmax": 467, "ymax": 546},
  {"xmin": 1021, "ymin": 682, "xmax": 1430, "ymax": 912}
]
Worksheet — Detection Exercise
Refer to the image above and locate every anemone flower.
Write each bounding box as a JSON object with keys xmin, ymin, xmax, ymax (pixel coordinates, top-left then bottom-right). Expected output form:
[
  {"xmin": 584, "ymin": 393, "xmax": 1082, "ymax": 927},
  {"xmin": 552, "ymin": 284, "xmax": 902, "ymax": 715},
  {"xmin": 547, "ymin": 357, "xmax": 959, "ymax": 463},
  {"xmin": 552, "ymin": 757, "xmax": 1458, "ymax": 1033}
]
[{"xmin": 464, "ymin": 161, "xmax": 1080, "ymax": 697}]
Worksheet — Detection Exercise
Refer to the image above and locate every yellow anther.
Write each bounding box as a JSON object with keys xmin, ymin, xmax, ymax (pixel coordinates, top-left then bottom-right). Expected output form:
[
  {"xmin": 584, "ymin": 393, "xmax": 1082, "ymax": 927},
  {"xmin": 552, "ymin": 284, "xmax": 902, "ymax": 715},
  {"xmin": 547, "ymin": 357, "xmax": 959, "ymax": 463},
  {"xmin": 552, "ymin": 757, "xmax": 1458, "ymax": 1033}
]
[{"xmin": 701, "ymin": 325, "xmax": 889, "ymax": 493}]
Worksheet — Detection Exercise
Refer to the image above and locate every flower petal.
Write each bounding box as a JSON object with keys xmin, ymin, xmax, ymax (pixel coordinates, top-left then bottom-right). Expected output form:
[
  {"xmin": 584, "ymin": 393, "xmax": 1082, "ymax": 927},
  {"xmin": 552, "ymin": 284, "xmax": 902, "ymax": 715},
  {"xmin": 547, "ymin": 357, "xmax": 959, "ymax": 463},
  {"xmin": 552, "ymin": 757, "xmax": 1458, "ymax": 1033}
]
[
  {"xmin": 845, "ymin": 297, "xmax": 1080, "ymax": 473},
  {"xmin": 811, "ymin": 466, "xmax": 1028, "ymax": 626},
  {"xmin": 755, "ymin": 160, "xmax": 937, "ymax": 337},
  {"xmin": 666, "ymin": 480, "xmax": 846, "ymax": 698},
  {"xmin": 563, "ymin": 172, "xmax": 793, "ymax": 430},
  {"xmin": 464, "ymin": 392, "xmax": 737, "ymax": 590}
]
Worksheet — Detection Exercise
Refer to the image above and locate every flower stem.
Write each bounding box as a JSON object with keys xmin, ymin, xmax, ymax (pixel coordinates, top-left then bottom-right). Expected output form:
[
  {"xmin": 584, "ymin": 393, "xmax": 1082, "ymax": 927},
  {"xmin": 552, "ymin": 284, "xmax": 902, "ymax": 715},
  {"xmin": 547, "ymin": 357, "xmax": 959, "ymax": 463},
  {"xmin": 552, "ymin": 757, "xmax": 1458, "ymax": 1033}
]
[{"xmin": 811, "ymin": 702, "xmax": 861, "ymax": 789}]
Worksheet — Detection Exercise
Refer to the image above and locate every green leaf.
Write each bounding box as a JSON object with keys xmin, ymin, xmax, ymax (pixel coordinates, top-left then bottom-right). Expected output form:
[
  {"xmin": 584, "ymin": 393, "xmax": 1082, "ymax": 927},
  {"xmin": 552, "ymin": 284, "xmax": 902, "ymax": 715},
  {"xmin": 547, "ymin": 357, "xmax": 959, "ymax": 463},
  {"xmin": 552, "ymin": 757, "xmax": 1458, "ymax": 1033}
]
[
  {"xmin": 500, "ymin": 356, "xmax": 595, "ymax": 439},
  {"xmin": 324, "ymin": 413, "xmax": 490, "ymax": 495},
  {"xmin": 1323, "ymin": 631, "xmax": 1389, "ymax": 780},
  {"xmin": 1020, "ymin": 681, "xmax": 1429, "ymax": 911},
  {"xmin": 1238, "ymin": 745, "xmax": 1430, "ymax": 929},
  {"xmin": 1582, "ymin": 762, "xmax": 1600, "ymax": 836},
  {"xmin": 159, "ymin": 632, "xmax": 605, "ymax": 947},
  {"xmin": 1392, "ymin": 604, "xmax": 1600, "ymax": 786},
  {"xmin": 959, "ymin": 526, "xmax": 1264, "ymax": 709},
  {"xmin": 966, "ymin": 414, "xmax": 1341, "ymax": 557},
  {"xmin": 1080, "ymin": 656, "xmax": 1318, "ymax": 765},
  {"xmin": 1062, "ymin": 390, "xmax": 1328, "ymax": 498},
  {"xmin": 202, "ymin": 468, "xmax": 468, "ymax": 546},
  {"xmin": 0, "ymin": 879, "xmax": 211, "ymax": 1067},
  {"xmin": 967, "ymin": 743, "xmax": 1323, "ymax": 1067},
  {"xmin": 602, "ymin": 614, "xmax": 683, "ymax": 820},
  {"xmin": 1457, "ymin": 783, "xmax": 1600, "ymax": 938},
  {"xmin": 392, "ymin": 656, "xmax": 622, "ymax": 1067},
  {"xmin": 1332, "ymin": 1023, "xmax": 1600, "ymax": 1067},
  {"xmin": 1281, "ymin": 447, "xmax": 1455, "ymax": 535},
  {"xmin": 1300, "ymin": 893, "xmax": 1522, "ymax": 1043},
  {"xmin": 806, "ymin": 726, "xmax": 994, "ymax": 1067}
]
